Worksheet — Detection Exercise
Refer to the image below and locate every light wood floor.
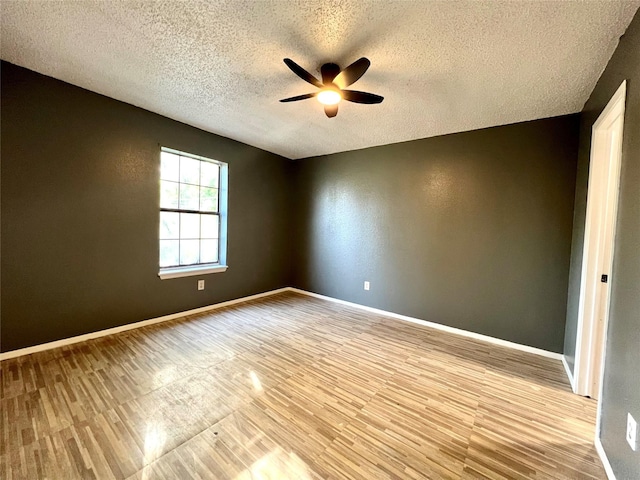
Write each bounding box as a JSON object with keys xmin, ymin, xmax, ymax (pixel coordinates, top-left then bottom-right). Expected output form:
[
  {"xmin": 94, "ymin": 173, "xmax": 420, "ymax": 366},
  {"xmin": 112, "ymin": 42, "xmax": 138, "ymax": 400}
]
[{"xmin": 1, "ymin": 291, "xmax": 604, "ymax": 479}]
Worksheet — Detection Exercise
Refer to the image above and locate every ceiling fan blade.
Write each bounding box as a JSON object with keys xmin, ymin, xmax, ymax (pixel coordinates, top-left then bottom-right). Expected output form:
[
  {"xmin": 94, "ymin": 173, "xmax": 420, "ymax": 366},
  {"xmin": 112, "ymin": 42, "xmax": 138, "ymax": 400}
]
[
  {"xmin": 280, "ymin": 93, "xmax": 317, "ymax": 102},
  {"xmin": 321, "ymin": 63, "xmax": 341, "ymax": 85},
  {"xmin": 324, "ymin": 104, "xmax": 338, "ymax": 118},
  {"xmin": 342, "ymin": 90, "xmax": 384, "ymax": 104},
  {"xmin": 283, "ymin": 58, "xmax": 323, "ymax": 88},
  {"xmin": 334, "ymin": 58, "xmax": 371, "ymax": 88}
]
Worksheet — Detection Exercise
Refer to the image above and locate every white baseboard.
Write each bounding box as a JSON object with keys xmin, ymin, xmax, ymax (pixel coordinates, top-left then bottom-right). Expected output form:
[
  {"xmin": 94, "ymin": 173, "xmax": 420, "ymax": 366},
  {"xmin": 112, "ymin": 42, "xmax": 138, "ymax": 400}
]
[
  {"xmin": 561, "ymin": 355, "xmax": 577, "ymax": 392},
  {"xmin": 0, "ymin": 287, "xmax": 291, "ymax": 361},
  {"xmin": 1, "ymin": 286, "xmax": 564, "ymax": 363},
  {"xmin": 595, "ymin": 436, "xmax": 616, "ymax": 480},
  {"xmin": 289, "ymin": 288, "xmax": 563, "ymax": 361}
]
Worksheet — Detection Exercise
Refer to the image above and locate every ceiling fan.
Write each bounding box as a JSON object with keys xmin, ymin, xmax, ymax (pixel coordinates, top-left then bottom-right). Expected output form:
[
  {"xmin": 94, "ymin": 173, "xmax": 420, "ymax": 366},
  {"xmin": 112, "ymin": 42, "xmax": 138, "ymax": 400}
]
[{"xmin": 280, "ymin": 57, "xmax": 383, "ymax": 118}]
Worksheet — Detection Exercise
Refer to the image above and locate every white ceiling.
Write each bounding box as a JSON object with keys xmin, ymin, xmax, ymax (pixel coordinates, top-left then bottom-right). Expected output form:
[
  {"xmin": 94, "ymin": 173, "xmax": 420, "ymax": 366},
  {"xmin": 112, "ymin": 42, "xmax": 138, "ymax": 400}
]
[{"xmin": 1, "ymin": 1, "xmax": 638, "ymax": 159}]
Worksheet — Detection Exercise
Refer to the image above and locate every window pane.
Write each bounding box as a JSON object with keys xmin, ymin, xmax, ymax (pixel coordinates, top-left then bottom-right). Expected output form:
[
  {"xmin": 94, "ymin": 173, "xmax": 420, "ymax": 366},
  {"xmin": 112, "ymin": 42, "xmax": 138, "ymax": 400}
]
[
  {"xmin": 179, "ymin": 184, "xmax": 199, "ymax": 210},
  {"xmin": 160, "ymin": 212, "xmax": 179, "ymax": 239},
  {"xmin": 160, "ymin": 181, "xmax": 179, "ymax": 209},
  {"xmin": 201, "ymin": 162, "xmax": 219, "ymax": 188},
  {"xmin": 200, "ymin": 239, "xmax": 219, "ymax": 264},
  {"xmin": 200, "ymin": 187, "xmax": 218, "ymax": 212},
  {"xmin": 161, "ymin": 152, "xmax": 180, "ymax": 181},
  {"xmin": 160, "ymin": 240, "xmax": 179, "ymax": 267},
  {"xmin": 180, "ymin": 156, "xmax": 200, "ymax": 185},
  {"xmin": 180, "ymin": 240, "xmax": 200, "ymax": 265},
  {"xmin": 180, "ymin": 212, "xmax": 200, "ymax": 239},
  {"xmin": 201, "ymin": 215, "xmax": 219, "ymax": 239}
]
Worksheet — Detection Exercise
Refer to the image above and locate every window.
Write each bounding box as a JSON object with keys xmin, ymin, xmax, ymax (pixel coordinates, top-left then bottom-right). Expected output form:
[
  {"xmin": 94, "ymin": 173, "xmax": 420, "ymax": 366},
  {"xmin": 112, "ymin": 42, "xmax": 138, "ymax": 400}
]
[{"xmin": 158, "ymin": 147, "xmax": 228, "ymax": 279}]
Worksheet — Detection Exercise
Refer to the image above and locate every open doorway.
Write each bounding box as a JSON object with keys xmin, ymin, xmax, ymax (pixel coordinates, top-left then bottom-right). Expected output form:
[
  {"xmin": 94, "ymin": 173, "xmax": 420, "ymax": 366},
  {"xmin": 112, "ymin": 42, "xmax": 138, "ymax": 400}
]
[{"xmin": 574, "ymin": 80, "xmax": 626, "ymax": 403}]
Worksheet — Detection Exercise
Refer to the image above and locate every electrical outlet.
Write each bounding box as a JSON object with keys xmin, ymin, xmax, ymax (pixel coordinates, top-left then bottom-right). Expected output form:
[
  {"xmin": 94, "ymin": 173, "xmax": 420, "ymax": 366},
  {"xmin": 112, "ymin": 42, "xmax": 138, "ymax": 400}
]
[
  {"xmin": 627, "ymin": 413, "xmax": 638, "ymax": 451},
  {"xmin": 364, "ymin": 281, "xmax": 370, "ymax": 291},
  {"xmin": 197, "ymin": 280, "xmax": 205, "ymax": 291}
]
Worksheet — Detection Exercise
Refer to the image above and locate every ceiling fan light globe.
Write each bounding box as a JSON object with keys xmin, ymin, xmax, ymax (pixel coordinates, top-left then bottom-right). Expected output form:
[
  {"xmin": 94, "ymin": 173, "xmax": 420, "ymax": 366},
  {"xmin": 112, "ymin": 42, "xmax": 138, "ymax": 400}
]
[{"xmin": 317, "ymin": 89, "xmax": 342, "ymax": 105}]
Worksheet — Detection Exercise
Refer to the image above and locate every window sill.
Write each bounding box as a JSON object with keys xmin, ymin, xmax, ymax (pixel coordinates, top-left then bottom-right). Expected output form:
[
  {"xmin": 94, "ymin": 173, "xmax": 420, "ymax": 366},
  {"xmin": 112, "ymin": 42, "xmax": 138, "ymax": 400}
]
[{"xmin": 159, "ymin": 264, "xmax": 228, "ymax": 280}]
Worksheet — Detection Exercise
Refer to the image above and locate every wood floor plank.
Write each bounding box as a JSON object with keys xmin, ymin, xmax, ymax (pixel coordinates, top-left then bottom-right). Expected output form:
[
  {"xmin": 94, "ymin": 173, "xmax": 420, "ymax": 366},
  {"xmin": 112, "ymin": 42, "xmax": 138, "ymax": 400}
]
[{"xmin": 1, "ymin": 292, "xmax": 605, "ymax": 479}]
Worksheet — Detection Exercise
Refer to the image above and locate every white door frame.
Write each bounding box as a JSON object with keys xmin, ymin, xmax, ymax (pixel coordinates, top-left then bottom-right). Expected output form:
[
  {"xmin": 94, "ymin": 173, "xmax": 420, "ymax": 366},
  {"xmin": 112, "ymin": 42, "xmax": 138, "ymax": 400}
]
[{"xmin": 574, "ymin": 80, "xmax": 626, "ymax": 399}]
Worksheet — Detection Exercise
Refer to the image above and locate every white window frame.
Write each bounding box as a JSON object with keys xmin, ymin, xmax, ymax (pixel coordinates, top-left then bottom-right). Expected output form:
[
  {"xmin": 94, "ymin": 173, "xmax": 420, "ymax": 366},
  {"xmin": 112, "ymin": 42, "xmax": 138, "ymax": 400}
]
[{"xmin": 158, "ymin": 147, "xmax": 228, "ymax": 280}]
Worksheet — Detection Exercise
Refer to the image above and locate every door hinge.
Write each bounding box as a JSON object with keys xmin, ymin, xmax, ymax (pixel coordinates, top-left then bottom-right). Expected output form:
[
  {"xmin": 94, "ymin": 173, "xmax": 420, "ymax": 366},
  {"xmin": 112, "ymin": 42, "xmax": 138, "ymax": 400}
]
[{"xmin": 601, "ymin": 274, "xmax": 608, "ymax": 283}]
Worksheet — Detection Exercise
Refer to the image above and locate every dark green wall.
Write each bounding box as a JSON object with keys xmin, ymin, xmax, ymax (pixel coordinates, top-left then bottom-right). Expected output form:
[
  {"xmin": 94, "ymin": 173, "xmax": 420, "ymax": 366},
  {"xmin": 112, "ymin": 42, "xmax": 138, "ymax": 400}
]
[
  {"xmin": 1, "ymin": 62, "xmax": 293, "ymax": 352},
  {"xmin": 1, "ymin": 61, "xmax": 583, "ymax": 359},
  {"xmin": 293, "ymin": 116, "xmax": 579, "ymax": 353},
  {"xmin": 564, "ymin": 10, "xmax": 640, "ymax": 479}
]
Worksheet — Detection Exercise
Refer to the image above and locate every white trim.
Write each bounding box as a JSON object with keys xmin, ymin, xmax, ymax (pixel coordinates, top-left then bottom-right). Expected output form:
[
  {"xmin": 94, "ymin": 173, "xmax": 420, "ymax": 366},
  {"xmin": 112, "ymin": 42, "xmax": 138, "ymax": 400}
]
[
  {"xmin": 159, "ymin": 264, "xmax": 228, "ymax": 279},
  {"xmin": 574, "ymin": 80, "xmax": 626, "ymax": 397},
  {"xmin": 562, "ymin": 355, "xmax": 576, "ymax": 392},
  {"xmin": 0, "ymin": 287, "xmax": 289, "ymax": 361},
  {"xmin": 0, "ymin": 285, "xmax": 564, "ymax": 363},
  {"xmin": 593, "ymin": 81, "xmax": 627, "ymax": 131},
  {"xmin": 289, "ymin": 288, "xmax": 563, "ymax": 360},
  {"xmin": 595, "ymin": 436, "xmax": 616, "ymax": 480}
]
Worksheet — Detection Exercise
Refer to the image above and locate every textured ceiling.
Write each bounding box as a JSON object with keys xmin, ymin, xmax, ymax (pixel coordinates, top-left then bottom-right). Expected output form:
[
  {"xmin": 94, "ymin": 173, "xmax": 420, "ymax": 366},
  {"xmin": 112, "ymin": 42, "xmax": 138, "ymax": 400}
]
[{"xmin": 1, "ymin": 1, "xmax": 639, "ymax": 159}]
